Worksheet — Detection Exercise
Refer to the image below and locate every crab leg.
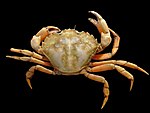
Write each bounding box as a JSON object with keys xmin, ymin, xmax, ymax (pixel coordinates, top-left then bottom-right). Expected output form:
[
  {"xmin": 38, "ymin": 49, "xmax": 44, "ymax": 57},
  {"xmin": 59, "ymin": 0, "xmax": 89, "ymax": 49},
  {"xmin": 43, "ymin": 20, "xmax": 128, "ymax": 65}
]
[
  {"xmin": 7, "ymin": 48, "xmax": 49, "ymax": 61},
  {"xmin": 81, "ymin": 70, "xmax": 109, "ymax": 109},
  {"xmin": 92, "ymin": 28, "xmax": 120, "ymax": 60},
  {"xmin": 90, "ymin": 60, "xmax": 149, "ymax": 75},
  {"xmin": 88, "ymin": 64, "xmax": 135, "ymax": 91},
  {"xmin": 26, "ymin": 65, "xmax": 55, "ymax": 89},
  {"xmin": 85, "ymin": 60, "xmax": 148, "ymax": 109},
  {"xmin": 31, "ymin": 26, "xmax": 60, "ymax": 54},
  {"xmin": 88, "ymin": 11, "xmax": 112, "ymax": 52},
  {"xmin": 6, "ymin": 56, "xmax": 51, "ymax": 67}
]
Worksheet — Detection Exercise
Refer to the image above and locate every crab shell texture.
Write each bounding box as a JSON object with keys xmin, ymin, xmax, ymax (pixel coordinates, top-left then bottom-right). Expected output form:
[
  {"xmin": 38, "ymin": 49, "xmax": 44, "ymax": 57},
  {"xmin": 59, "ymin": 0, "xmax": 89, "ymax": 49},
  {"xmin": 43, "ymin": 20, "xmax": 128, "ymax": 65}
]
[{"xmin": 42, "ymin": 29, "xmax": 98, "ymax": 75}]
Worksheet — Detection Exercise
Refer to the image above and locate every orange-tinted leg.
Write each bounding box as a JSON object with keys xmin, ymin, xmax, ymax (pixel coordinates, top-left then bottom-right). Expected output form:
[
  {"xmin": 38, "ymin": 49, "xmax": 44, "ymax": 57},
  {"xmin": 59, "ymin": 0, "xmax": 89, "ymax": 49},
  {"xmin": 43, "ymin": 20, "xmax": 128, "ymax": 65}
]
[
  {"xmin": 81, "ymin": 70, "xmax": 109, "ymax": 109},
  {"xmin": 6, "ymin": 56, "xmax": 51, "ymax": 67},
  {"xmin": 7, "ymin": 48, "xmax": 49, "ymax": 61},
  {"xmin": 87, "ymin": 63, "xmax": 134, "ymax": 91},
  {"xmin": 90, "ymin": 60, "xmax": 149, "ymax": 75},
  {"xmin": 26, "ymin": 65, "xmax": 55, "ymax": 89}
]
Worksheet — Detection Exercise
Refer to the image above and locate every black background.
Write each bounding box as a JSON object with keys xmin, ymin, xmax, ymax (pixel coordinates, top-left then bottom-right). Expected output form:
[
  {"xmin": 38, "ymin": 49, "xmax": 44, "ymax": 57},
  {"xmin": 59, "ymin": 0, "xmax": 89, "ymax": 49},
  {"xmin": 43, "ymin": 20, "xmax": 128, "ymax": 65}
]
[{"xmin": 1, "ymin": 0, "xmax": 150, "ymax": 113}]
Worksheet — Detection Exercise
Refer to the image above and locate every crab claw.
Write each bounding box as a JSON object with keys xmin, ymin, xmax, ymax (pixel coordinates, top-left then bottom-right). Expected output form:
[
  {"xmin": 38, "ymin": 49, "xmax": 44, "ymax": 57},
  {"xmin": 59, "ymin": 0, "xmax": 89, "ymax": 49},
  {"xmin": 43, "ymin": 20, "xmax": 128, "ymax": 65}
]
[
  {"xmin": 88, "ymin": 11, "xmax": 109, "ymax": 34},
  {"xmin": 31, "ymin": 26, "xmax": 60, "ymax": 54},
  {"xmin": 88, "ymin": 11, "xmax": 111, "ymax": 53}
]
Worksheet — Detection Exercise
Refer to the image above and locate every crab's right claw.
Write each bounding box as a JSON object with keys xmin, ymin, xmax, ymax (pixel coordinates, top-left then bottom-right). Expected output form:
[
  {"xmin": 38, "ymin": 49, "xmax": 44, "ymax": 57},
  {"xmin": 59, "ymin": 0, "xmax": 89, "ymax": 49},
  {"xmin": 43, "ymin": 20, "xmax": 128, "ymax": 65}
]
[
  {"xmin": 36, "ymin": 26, "xmax": 61, "ymax": 40},
  {"xmin": 46, "ymin": 26, "xmax": 61, "ymax": 35},
  {"xmin": 31, "ymin": 26, "xmax": 60, "ymax": 54}
]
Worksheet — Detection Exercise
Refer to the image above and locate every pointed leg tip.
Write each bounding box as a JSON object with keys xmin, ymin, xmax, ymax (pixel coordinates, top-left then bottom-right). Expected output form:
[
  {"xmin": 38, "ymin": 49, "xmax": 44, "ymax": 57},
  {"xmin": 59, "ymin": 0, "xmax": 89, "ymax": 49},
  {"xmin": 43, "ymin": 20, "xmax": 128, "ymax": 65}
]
[
  {"xmin": 137, "ymin": 66, "xmax": 149, "ymax": 75},
  {"xmin": 101, "ymin": 97, "xmax": 108, "ymax": 110},
  {"xmin": 30, "ymin": 86, "xmax": 33, "ymax": 89},
  {"xmin": 141, "ymin": 69, "xmax": 149, "ymax": 75},
  {"xmin": 10, "ymin": 48, "xmax": 15, "ymax": 51},
  {"xmin": 26, "ymin": 79, "xmax": 32, "ymax": 89},
  {"xmin": 6, "ymin": 55, "xmax": 12, "ymax": 59},
  {"xmin": 129, "ymin": 87, "xmax": 132, "ymax": 92},
  {"xmin": 101, "ymin": 102, "xmax": 106, "ymax": 110},
  {"xmin": 129, "ymin": 79, "xmax": 134, "ymax": 91},
  {"xmin": 101, "ymin": 105, "xmax": 104, "ymax": 109},
  {"xmin": 145, "ymin": 71, "xmax": 149, "ymax": 75},
  {"xmin": 139, "ymin": 67, "xmax": 149, "ymax": 75}
]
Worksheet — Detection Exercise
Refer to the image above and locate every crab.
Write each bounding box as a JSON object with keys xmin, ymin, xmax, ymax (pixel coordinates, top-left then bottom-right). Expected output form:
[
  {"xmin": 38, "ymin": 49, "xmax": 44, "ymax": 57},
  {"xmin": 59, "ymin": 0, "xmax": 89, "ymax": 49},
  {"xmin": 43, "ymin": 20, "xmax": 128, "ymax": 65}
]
[{"xmin": 6, "ymin": 11, "xmax": 149, "ymax": 109}]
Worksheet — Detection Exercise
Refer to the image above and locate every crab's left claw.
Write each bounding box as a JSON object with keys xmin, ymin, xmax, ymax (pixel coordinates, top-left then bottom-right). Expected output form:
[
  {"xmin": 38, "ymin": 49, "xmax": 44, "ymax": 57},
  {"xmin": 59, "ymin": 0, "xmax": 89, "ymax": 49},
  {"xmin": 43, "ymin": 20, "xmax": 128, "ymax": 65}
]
[
  {"xmin": 88, "ymin": 11, "xmax": 109, "ymax": 34},
  {"xmin": 31, "ymin": 26, "xmax": 61, "ymax": 54},
  {"xmin": 88, "ymin": 11, "xmax": 112, "ymax": 53}
]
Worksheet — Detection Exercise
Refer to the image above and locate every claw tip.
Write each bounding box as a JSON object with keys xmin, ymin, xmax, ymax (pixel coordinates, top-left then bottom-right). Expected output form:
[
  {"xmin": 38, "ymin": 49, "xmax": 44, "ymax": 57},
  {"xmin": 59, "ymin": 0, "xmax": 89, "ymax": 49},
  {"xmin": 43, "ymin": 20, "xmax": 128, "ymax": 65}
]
[{"xmin": 88, "ymin": 11, "xmax": 94, "ymax": 13}]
